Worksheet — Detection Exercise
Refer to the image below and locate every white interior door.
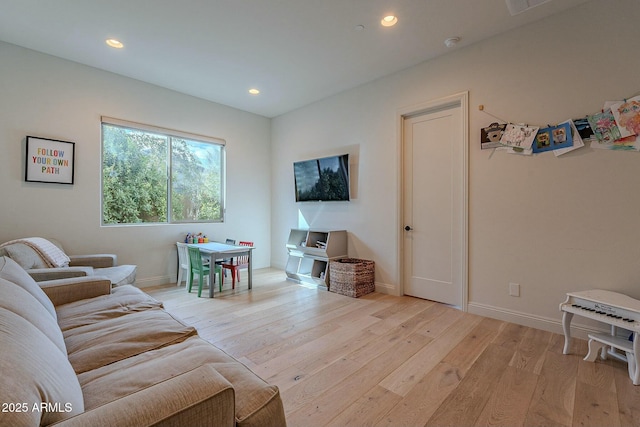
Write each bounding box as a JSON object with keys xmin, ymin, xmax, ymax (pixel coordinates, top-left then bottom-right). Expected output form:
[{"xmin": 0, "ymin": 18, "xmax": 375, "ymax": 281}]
[{"xmin": 402, "ymin": 101, "xmax": 465, "ymax": 307}]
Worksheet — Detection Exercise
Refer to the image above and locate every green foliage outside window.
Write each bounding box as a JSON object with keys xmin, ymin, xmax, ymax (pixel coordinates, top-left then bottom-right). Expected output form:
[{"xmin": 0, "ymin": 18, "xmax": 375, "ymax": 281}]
[
  {"xmin": 102, "ymin": 123, "xmax": 224, "ymax": 225},
  {"xmin": 170, "ymin": 138, "xmax": 222, "ymax": 222}
]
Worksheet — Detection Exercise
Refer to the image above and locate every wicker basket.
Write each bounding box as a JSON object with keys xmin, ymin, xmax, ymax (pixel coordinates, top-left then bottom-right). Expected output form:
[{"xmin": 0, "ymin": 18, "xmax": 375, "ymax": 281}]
[{"xmin": 329, "ymin": 258, "xmax": 375, "ymax": 298}]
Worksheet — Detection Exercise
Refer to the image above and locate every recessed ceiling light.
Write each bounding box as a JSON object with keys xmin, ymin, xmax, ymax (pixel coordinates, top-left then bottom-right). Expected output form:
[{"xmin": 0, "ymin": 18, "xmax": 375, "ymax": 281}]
[
  {"xmin": 381, "ymin": 15, "xmax": 398, "ymax": 27},
  {"xmin": 105, "ymin": 39, "xmax": 124, "ymax": 49},
  {"xmin": 248, "ymin": 88, "xmax": 260, "ymax": 95}
]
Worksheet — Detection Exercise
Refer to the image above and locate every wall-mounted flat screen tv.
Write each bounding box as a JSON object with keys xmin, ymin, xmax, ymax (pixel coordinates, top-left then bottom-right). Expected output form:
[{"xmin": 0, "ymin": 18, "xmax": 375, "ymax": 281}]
[{"xmin": 294, "ymin": 154, "xmax": 350, "ymax": 202}]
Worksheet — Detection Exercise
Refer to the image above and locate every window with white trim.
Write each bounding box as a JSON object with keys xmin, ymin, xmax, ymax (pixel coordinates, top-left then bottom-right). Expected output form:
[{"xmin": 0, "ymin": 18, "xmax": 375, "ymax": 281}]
[{"xmin": 101, "ymin": 118, "xmax": 225, "ymax": 225}]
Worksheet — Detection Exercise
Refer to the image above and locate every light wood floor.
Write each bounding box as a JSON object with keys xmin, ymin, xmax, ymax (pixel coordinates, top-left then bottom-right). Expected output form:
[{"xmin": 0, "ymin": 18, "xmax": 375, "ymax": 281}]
[{"xmin": 146, "ymin": 269, "xmax": 640, "ymax": 427}]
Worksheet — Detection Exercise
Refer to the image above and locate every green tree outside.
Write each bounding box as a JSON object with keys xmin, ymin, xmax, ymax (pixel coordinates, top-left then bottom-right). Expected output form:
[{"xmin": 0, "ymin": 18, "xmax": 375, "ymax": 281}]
[{"xmin": 102, "ymin": 124, "xmax": 223, "ymax": 224}]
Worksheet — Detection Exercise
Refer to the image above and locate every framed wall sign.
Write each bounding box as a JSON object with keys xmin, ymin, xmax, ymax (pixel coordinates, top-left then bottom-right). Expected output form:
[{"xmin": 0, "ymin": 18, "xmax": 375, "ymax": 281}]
[{"xmin": 25, "ymin": 136, "xmax": 75, "ymax": 184}]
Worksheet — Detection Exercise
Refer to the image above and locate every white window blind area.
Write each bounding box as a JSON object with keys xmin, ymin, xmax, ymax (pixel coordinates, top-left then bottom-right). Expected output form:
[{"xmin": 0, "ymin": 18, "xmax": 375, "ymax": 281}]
[
  {"xmin": 505, "ymin": 0, "xmax": 552, "ymax": 16},
  {"xmin": 101, "ymin": 117, "xmax": 226, "ymax": 146},
  {"xmin": 101, "ymin": 117, "xmax": 226, "ymax": 225}
]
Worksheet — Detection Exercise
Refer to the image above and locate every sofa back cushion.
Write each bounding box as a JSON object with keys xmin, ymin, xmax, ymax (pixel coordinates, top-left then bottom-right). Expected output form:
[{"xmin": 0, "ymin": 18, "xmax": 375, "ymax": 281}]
[
  {"xmin": 0, "ymin": 307, "xmax": 84, "ymax": 426},
  {"xmin": 0, "ymin": 256, "xmax": 57, "ymax": 319},
  {"xmin": 1, "ymin": 243, "xmax": 48, "ymax": 269},
  {"xmin": 0, "ymin": 277, "xmax": 67, "ymax": 354}
]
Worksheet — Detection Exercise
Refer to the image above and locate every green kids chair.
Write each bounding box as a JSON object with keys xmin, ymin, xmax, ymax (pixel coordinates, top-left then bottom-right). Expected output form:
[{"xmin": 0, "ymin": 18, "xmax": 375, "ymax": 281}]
[{"xmin": 187, "ymin": 246, "xmax": 222, "ymax": 297}]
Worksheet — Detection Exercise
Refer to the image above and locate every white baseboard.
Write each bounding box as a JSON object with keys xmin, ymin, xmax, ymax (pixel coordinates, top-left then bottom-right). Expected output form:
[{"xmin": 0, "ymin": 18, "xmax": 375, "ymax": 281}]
[
  {"xmin": 375, "ymin": 281, "xmax": 399, "ymax": 296},
  {"xmin": 135, "ymin": 275, "xmax": 171, "ymax": 288},
  {"xmin": 272, "ymin": 260, "xmax": 287, "ymax": 271},
  {"xmin": 467, "ymin": 301, "xmax": 608, "ymax": 341}
]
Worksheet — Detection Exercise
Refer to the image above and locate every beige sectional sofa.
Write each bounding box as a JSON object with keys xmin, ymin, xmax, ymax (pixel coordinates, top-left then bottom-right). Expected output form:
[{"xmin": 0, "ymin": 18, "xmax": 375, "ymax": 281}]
[{"xmin": 0, "ymin": 256, "xmax": 286, "ymax": 427}]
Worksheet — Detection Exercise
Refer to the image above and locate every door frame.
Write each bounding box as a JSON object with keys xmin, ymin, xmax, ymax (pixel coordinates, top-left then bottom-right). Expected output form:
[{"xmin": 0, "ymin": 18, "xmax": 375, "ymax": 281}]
[{"xmin": 396, "ymin": 91, "xmax": 469, "ymax": 311}]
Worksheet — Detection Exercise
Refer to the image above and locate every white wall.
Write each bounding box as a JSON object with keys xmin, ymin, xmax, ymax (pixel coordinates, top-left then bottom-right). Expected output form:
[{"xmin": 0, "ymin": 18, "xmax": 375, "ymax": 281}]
[
  {"xmin": 0, "ymin": 42, "xmax": 272, "ymax": 286},
  {"xmin": 2, "ymin": 0, "xmax": 638, "ymax": 335},
  {"xmin": 271, "ymin": 0, "xmax": 640, "ymax": 333}
]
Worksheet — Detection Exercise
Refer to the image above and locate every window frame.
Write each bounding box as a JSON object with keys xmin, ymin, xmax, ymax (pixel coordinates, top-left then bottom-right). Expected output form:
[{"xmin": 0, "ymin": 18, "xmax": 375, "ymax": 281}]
[{"xmin": 100, "ymin": 116, "xmax": 226, "ymax": 226}]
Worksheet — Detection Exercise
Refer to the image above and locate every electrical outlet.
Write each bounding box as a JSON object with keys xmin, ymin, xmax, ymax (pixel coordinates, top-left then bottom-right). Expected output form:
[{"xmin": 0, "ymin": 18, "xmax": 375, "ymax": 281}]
[{"xmin": 509, "ymin": 282, "xmax": 520, "ymax": 297}]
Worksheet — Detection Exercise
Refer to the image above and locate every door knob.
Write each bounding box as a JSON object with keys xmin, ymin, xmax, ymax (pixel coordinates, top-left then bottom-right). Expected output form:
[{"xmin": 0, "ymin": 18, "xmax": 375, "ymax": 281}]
[{"xmin": 404, "ymin": 225, "xmax": 413, "ymax": 231}]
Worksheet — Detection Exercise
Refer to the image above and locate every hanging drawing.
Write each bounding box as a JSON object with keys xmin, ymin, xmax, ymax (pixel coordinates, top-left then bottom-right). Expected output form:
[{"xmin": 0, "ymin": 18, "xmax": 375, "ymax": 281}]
[
  {"xmin": 610, "ymin": 95, "xmax": 640, "ymax": 138},
  {"xmin": 572, "ymin": 118, "xmax": 594, "ymax": 140},
  {"xmin": 587, "ymin": 109, "xmax": 621, "ymax": 146},
  {"xmin": 554, "ymin": 120, "xmax": 587, "ymax": 157},
  {"xmin": 499, "ymin": 123, "xmax": 539, "ymax": 151},
  {"xmin": 532, "ymin": 122, "xmax": 573, "ymax": 153},
  {"xmin": 480, "ymin": 122, "xmax": 506, "ymax": 149},
  {"xmin": 588, "ymin": 109, "xmax": 639, "ymax": 150}
]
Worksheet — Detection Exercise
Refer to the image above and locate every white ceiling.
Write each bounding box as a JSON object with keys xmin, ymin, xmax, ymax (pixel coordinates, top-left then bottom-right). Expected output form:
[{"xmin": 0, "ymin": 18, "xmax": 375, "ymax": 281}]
[{"xmin": 0, "ymin": 0, "xmax": 591, "ymax": 118}]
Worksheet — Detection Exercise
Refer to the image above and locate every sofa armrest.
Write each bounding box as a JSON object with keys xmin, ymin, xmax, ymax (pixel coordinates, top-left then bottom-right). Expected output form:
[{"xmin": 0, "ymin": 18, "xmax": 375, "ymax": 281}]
[
  {"xmin": 56, "ymin": 364, "xmax": 236, "ymax": 427},
  {"xmin": 39, "ymin": 276, "xmax": 112, "ymax": 306},
  {"xmin": 27, "ymin": 267, "xmax": 94, "ymax": 282},
  {"xmin": 69, "ymin": 254, "xmax": 117, "ymax": 268}
]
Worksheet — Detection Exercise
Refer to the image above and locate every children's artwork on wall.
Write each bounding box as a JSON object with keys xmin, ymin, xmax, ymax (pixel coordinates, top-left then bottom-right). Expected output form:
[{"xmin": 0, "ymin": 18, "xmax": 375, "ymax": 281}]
[
  {"xmin": 572, "ymin": 118, "xmax": 594, "ymax": 140},
  {"xmin": 587, "ymin": 109, "xmax": 622, "ymax": 147},
  {"xmin": 609, "ymin": 95, "xmax": 640, "ymax": 138},
  {"xmin": 533, "ymin": 122, "xmax": 573, "ymax": 153},
  {"xmin": 479, "ymin": 91, "xmax": 640, "ymax": 158},
  {"xmin": 609, "ymin": 135, "xmax": 639, "ymax": 151},
  {"xmin": 499, "ymin": 123, "xmax": 539, "ymax": 150},
  {"xmin": 554, "ymin": 119, "xmax": 587, "ymax": 156},
  {"xmin": 588, "ymin": 107, "xmax": 640, "ymax": 151},
  {"xmin": 480, "ymin": 122, "xmax": 506, "ymax": 149}
]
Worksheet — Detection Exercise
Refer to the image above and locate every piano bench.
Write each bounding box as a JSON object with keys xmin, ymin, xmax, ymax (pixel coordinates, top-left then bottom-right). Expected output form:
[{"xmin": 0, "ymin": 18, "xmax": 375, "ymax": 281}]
[
  {"xmin": 585, "ymin": 333, "xmax": 632, "ymax": 360},
  {"xmin": 585, "ymin": 332, "xmax": 639, "ymax": 385}
]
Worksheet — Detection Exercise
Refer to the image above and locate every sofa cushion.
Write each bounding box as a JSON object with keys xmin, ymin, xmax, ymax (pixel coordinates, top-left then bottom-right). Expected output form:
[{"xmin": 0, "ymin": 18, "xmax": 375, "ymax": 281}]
[
  {"xmin": 0, "ymin": 307, "xmax": 84, "ymax": 426},
  {"xmin": 64, "ymin": 308, "xmax": 197, "ymax": 374},
  {"xmin": 0, "ymin": 277, "xmax": 67, "ymax": 354},
  {"xmin": 0, "ymin": 256, "xmax": 57, "ymax": 319},
  {"xmin": 56, "ymin": 364, "xmax": 236, "ymax": 427},
  {"xmin": 78, "ymin": 336, "xmax": 285, "ymax": 427},
  {"xmin": 97, "ymin": 264, "xmax": 137, "ymax": 286},
  {"xmin": 56, "ymin": 284, "xmax": 163, "ymax": 332},
  {"xmin": 1, "ymin": 243, "xmax": 48, "ymax": 269}
]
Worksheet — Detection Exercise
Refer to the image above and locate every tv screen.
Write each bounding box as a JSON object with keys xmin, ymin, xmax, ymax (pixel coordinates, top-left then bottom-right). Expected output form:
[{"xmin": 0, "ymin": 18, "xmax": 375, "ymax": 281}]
[{"xmin": 294, "ymin": 154, "xmax": 350, "ymax": 202}]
